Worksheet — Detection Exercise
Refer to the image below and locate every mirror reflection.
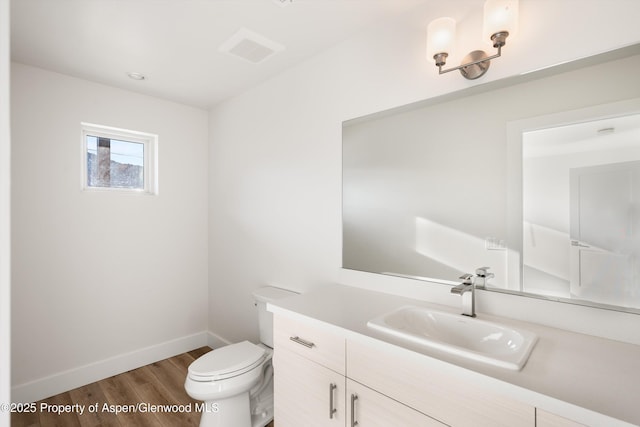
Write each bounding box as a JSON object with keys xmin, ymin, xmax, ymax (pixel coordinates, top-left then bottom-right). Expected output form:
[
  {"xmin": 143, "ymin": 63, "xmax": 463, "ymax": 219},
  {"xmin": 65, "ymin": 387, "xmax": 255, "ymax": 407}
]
[
  {"xmin": 342, "ymin": 44, "xmax": 640, "ymax": 313},
  {"xmin": 522, "ymin": 114, "xmax": 640, "ymax": 309}
]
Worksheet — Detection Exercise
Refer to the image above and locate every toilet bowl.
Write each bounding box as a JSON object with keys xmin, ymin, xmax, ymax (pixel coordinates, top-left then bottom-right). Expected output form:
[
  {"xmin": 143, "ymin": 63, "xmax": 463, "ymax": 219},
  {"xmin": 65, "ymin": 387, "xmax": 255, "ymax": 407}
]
[
  {"xmin": 185, "ymin": 286, "xmax": 297, "ymax": 427},
  {"xmin": 185, "ymin": 341, "xmax": 273, "ymax": 427}
]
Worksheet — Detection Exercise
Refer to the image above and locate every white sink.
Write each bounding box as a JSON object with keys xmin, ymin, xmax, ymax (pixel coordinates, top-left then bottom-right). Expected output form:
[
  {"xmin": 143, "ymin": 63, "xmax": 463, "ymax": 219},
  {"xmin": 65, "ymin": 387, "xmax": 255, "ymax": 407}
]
[{"xmin": 367, "ymin": 306, "xmax": 537, "ymax": 370}]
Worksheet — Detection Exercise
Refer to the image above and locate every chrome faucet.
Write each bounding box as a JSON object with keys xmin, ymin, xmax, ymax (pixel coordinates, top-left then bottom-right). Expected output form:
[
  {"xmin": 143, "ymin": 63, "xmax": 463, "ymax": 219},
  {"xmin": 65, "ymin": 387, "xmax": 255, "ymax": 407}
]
[
  {"xmin": 474, "ymin": 266, "xmax": 495, "ymax": 289},
  {"xmin": 451, "ymin": 273, "xmax": 476, "ymax": 317}
]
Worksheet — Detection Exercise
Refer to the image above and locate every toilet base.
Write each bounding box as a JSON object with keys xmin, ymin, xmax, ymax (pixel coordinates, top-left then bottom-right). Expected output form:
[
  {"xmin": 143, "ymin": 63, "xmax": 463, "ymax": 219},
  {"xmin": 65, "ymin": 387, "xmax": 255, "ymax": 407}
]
[
  {"xmin": 197, "ymin": 390, "xmax": 274, "ymax": 427},
  {"xmin": 250, "ymin": 374, "xmax": 274, "ymax": 427},
  {"xmin": 199, "ymin": 392, "xmax": 251, "ymax": 427}
]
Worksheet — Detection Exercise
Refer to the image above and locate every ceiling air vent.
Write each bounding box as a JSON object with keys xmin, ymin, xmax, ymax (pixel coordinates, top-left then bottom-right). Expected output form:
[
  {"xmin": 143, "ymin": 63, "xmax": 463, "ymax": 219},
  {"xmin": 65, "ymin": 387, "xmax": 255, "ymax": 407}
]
[
  {"xmin": 272, "ymin": 0, "xmax": 294, "ymax": 6},
  {"xmin": 219, "ymin": 28, "xmax": 285, "ymax": 64}
]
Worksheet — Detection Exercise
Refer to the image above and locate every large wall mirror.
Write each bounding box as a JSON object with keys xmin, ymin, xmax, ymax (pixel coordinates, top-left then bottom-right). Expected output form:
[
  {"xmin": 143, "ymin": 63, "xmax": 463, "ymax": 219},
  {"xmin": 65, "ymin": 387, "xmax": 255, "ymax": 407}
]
[{"xmin": 342, "ymin": 43, "xmax": 640, "ymax": 314}]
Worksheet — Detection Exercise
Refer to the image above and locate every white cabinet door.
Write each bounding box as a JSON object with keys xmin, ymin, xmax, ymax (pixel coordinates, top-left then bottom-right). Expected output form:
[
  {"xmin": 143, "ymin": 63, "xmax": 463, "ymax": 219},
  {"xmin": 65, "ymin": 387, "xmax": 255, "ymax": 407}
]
[
  {"xmin": 346, "ymin": 379, "xmax": 446, "ymax": 427},
  {"xmin": 273, "ymin": 347, "xmax": 345, "ymax": 427},
  {"xmin": 537, "ymin": 409, "xmax": 586, "ymax": 427}
]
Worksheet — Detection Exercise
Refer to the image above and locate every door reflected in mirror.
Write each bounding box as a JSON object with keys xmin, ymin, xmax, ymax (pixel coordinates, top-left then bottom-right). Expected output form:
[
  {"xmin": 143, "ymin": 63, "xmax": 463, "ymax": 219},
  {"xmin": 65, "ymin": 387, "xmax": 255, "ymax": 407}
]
[{"xmin": 522, "ymin": 114, "xmax": 640, "ymax": 310}]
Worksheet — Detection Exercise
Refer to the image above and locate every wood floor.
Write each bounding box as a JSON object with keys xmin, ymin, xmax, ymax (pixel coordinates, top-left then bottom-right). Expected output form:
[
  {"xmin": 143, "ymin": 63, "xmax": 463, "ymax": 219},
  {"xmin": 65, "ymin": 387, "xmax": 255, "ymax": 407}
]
[{"xmin": 11, "ymin": 347, "xmax": 276, "ymax": 427}]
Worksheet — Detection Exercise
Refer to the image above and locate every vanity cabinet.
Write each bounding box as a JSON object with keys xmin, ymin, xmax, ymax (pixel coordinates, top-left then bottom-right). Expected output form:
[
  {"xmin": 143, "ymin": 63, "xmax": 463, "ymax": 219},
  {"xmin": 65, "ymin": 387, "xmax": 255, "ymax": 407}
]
[
  {"xmin": 272, "ymin": 315, "xmax": 346, "ymax": 427},
  {"xmin": 273, "ymin": 313, "xmax": 536, "ymax": 427},
  {"xmin": 536, "ymin": 409, "xmax": 586, "ymax": 427},
  {"xmin": 269, "ymin": 284, "xmax": 640, "ymax": 427}
]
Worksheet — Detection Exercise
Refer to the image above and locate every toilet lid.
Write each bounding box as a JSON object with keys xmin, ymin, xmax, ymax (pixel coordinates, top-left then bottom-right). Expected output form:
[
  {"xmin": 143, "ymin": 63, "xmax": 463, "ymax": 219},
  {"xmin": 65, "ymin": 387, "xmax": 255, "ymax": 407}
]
[{"xmin": 188, "ymin": 341, "xmax": 266, "ymax": 381}]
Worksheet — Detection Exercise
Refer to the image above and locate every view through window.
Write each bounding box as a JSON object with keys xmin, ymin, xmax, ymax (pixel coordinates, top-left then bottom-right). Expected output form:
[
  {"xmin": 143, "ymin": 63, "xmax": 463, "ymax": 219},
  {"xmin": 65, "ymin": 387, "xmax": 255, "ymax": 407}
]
[
  {"xmin": 81, "ymin": 123, "xmax": 157, "ymax": 194},
  {"xmin": 86, "ymin": 136, "xmax": 144, "ymax": 189}
]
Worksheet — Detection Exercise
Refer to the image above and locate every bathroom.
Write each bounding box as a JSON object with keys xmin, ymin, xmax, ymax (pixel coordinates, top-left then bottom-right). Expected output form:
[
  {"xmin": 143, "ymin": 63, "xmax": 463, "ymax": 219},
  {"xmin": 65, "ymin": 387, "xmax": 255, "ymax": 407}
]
[{"xmin": 2, "ymin": 0, "xmax": 640, "ymax": 426}]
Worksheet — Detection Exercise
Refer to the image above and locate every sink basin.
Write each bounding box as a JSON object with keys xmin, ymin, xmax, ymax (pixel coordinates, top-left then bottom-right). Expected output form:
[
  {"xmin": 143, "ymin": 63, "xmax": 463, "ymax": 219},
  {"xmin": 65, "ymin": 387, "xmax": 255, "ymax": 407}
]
[{"xmin": 367, "ymin": 306, "xmax": 537, "ymax": 370}]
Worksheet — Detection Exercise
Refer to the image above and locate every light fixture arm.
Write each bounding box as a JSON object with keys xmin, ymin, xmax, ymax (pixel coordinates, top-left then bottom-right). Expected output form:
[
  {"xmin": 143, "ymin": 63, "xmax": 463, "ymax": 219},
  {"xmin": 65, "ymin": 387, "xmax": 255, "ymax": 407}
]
[
  {"xmin": 433, "ymin": 31, "xmax": 510, "ymax": 80},
  {"xmin": 436, "ymin": 44, "xmax": 503, "ymax": 75}
]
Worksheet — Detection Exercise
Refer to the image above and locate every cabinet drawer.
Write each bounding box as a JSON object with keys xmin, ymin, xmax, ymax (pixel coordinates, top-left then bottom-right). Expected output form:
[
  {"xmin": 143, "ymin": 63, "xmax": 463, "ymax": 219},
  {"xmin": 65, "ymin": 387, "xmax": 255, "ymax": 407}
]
[
  {"xmin": 274, "ymin": 315, "xmax": 345, "ymax": 374},
  {"xmin": 347, "ymin": 339, "xmax": 534, "ymax": 427}
]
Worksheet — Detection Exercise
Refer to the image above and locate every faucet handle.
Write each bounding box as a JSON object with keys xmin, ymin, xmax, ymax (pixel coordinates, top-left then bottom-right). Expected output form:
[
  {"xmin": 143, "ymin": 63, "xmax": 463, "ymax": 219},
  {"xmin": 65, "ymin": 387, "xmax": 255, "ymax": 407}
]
[
  {"xmin": 475, "ymin": 266, "xmax": 491, "ymax": 277},
  {"xmin": 459, "ymin": 273, "xmax": 474, "ymax": 284}
]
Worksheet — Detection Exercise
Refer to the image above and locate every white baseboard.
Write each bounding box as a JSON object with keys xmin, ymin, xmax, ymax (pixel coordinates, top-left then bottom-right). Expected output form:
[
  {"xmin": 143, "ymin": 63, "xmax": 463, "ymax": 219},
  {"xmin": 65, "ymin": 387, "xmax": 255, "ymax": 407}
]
[
  {"xmin": 12, "ymin": 331, "xmax": 209, "ymax": 403},
  {"xmin": 206, "ymin": 331, "xmax": 232, "ymax": 349}
]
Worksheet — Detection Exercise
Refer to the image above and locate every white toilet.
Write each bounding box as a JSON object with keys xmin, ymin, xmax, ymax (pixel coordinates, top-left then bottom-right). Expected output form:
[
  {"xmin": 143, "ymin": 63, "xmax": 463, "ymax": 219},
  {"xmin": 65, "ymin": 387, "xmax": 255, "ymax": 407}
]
[{"xmin": 185, "ymin": 286, "xmax": 296, "ymax": 427}]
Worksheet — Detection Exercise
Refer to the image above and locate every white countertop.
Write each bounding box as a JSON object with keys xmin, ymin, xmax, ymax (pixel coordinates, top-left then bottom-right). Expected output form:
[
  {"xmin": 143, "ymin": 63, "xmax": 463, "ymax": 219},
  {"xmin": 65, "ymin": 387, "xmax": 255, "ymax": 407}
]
[{"xmin": 267, "ymin": 283, "xmax": 640, "ymax": 427}]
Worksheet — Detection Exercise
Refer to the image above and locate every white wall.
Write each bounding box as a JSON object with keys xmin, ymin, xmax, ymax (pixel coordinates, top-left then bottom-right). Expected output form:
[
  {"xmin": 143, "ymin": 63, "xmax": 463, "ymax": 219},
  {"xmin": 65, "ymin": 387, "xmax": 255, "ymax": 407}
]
[
  {"xmin": 1, "ymin": 0, "xmax": 11, "ymax": 422},
  {"xmin": 207, "ymin": 0, "xmax": 640, "ymax": 345},
  {"xmin": 11, "ymin": 63, "xmax": 209, "ymax": 402}
]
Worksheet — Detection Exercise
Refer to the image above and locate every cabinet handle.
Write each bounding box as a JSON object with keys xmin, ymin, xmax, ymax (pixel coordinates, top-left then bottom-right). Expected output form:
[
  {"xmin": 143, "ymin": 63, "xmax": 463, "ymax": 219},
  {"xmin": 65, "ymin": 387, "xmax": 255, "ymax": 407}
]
[
  {"xmin": 289, "ymin": 336, "xmax": 315, "ymax": 348},
  {"xmin": 329, "ymin": 383, "xmax": 337, "ymax": 419},
  {"xmin": 350, "ymin": 393, "xmax": 359, "ymax": 426}
]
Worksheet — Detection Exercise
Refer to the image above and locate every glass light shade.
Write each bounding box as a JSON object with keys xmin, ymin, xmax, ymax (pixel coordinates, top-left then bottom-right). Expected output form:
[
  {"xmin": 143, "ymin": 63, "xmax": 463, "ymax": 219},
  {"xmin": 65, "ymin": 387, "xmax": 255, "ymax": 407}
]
[
  {"xmin": 483, "ymin": 0, "xmax": 519, "ymax": 42},
  {"xmin": 426, "ymin": 17, "xmax": 456, "ymax": 59}
]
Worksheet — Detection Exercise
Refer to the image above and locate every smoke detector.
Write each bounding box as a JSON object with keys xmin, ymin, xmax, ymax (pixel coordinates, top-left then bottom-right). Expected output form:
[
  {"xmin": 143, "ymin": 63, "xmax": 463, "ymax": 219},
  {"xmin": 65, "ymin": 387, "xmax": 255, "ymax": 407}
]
[{"xmin": 219, "ymin": 28, "xmax": 285, "ymax": 64}]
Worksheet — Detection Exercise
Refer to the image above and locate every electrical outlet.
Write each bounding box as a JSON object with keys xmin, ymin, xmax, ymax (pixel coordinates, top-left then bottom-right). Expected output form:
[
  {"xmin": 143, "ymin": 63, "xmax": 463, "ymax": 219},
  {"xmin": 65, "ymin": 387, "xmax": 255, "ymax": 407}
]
[{"xmin": 485, "ymin": 237, "xmax": 506, "ymax": 250}]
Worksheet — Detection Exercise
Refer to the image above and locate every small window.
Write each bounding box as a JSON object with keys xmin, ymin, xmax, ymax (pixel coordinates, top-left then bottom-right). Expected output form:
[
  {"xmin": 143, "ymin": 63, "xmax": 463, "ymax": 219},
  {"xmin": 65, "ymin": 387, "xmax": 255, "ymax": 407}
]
[{"xmin": 81, "ymin": 123, "xmax": 157, "ymax": 194}]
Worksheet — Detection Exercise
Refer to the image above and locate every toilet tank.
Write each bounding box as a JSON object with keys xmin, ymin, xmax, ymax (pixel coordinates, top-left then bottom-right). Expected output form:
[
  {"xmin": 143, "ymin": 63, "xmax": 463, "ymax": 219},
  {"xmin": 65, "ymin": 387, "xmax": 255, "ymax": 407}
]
[{"xmin": 253, "ymin": 286, "xmax": 298, "ymax": 348}]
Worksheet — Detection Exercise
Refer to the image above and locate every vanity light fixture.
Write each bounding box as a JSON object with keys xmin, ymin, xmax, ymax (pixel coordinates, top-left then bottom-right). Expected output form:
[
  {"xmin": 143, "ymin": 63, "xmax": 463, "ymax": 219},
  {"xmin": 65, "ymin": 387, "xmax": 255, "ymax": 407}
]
[{"xmin": 426, "ymin": 0, "xmax": 519, "ymax": 80}]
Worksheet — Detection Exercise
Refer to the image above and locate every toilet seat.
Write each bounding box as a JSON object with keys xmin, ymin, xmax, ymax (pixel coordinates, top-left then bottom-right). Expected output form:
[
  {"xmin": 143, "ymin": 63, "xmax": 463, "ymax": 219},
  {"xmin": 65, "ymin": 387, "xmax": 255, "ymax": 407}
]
[{"xmin": 188, "ymin": 341, "xmax": 267, "ymax": 382}]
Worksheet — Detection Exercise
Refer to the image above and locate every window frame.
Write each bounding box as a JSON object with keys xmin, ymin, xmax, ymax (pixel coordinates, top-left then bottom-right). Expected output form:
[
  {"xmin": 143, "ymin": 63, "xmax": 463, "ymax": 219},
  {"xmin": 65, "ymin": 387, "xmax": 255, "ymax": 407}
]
[{"xmin": 81, "ymin": 122, "xmax": 158, "ymax": 194}]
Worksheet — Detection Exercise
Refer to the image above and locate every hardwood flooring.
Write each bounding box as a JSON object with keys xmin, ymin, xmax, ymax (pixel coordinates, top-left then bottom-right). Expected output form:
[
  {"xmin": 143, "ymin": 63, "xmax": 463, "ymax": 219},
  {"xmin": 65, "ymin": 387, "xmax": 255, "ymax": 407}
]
[{"xmin": 11, "ymin": 347, "xmax": 276, "ymax": 427}]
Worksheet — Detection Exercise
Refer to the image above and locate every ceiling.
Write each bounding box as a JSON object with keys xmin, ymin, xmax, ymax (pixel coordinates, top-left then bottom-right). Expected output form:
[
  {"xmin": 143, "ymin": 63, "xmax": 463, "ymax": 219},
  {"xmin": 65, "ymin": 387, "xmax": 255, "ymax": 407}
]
[
  {"xmin": 523, "ymin": 113, "xmax": 640, "ymax": 159},
  {"xmin": 11, "ymin": 0, "xmax": 429, "ymax": 109}
]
